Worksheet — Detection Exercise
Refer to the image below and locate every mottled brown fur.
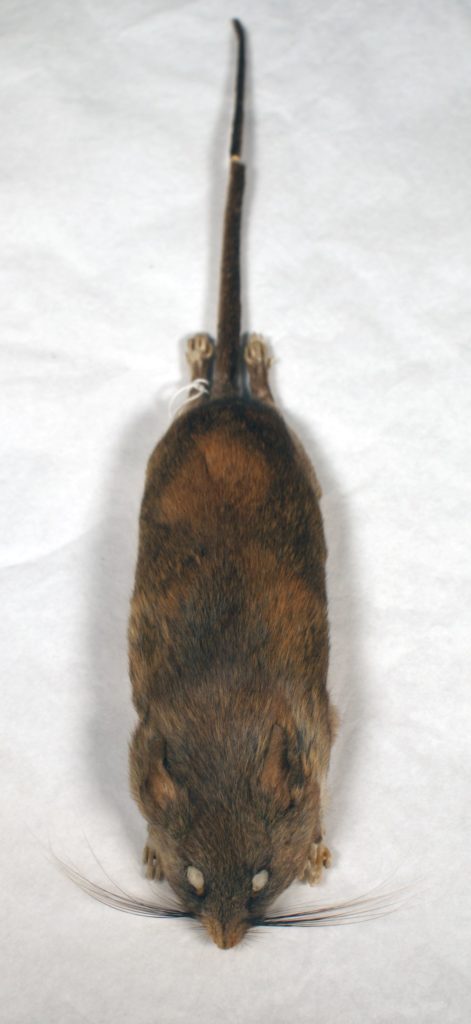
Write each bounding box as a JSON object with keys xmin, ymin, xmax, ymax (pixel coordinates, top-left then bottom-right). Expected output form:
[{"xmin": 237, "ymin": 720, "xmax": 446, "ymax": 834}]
[
  {"xmin": 128, "ymin": 20, "xmax": 337, "ymax": 949},
  {"xmin": 129, "ymin": 398, "xmax": 336, "ymax": 947}
]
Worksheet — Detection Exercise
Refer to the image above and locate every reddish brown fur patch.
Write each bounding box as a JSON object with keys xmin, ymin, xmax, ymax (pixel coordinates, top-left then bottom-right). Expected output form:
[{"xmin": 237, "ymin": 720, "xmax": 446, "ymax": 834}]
[
  {"xmin": 150, "ymin": 764, "xmax": 178, "ymax": 810},
  {"xmin": 158, "ymin": 449, "xmax": 212, "ymax": 525},
  {"xmin": 157, "ymin": 432, "xmax": 270, "ymax": 527},
  {"xmin": 264, "ymin": 570, "xmax": 325, "ymax": 635},
  {"xmin": 260, "ymin": 725, "xmax": 290, "ymax": 807},
  {"xmin": 240, "ymin": 543, "xmax": 327, "ymax": 673},
  {"xmin": 196, "ymin": 432, "xmax": 270, "ymax": 506}
]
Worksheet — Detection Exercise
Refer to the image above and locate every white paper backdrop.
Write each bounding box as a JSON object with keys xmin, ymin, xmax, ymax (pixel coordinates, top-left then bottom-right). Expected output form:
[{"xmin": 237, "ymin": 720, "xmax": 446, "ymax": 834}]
[{"xmin": 1, "ymin": 1, "xmax": 470, "ymax": 1021}]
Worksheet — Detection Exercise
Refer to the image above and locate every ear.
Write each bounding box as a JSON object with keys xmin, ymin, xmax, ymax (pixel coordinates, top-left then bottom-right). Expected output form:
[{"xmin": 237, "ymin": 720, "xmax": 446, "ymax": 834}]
[
  {"xmin": 260, "ymin": 723, "xmax": 308, "ymax": 811},
  {"xmin": 148, "ymin": 735, "xmax": 179, "ymax": 811}
]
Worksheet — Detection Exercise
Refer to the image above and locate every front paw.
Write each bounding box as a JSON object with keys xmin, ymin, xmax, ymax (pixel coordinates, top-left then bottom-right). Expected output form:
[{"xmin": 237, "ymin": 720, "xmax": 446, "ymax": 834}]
[
  {"xmin": 142, "ymin": 829, "xmax": 165, "ymax": 881},
  {"xmin": 298, "ymin": 842, "xmax": 332, "ymax": 885}
]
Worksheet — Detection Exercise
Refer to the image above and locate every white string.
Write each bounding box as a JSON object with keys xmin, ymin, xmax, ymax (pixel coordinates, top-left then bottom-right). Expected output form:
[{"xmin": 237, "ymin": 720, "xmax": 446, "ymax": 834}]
[{"xmin": 168, "ymin": 378, "xmax": 210, "ymax": 420}]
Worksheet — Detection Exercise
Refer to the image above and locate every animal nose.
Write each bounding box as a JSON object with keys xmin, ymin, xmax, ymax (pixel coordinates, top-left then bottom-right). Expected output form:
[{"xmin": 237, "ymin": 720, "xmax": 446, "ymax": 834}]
[
  {"xmin": 204, "ymin": 917, "xmax": 248, "ymax": 949},
  {"xmin": 220, "ymin": 927, "xmax": 242, "ymax": 950}
]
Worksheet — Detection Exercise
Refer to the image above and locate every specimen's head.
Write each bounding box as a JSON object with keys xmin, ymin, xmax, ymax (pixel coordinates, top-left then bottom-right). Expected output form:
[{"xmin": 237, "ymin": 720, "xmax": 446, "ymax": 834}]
[{"xmin": 130, "ymin": 698, "xmax": 328, "ymax": 948}]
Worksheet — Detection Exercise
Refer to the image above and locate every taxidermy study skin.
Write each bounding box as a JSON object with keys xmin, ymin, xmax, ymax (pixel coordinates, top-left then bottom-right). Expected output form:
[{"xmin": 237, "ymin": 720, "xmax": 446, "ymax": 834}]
[{"xmin": 128, "ymin": 20, "xmax": 337, "ymax": 950}]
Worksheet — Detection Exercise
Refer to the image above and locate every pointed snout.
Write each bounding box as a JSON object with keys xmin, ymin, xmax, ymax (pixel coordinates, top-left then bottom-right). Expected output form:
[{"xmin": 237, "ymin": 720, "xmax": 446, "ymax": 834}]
[{"xmin": 203, "ymin": 916, "xmax": 249, "ymax": 949}]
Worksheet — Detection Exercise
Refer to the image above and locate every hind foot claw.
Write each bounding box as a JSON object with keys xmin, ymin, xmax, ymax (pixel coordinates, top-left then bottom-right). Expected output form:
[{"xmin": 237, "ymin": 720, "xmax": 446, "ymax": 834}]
[
  {"xmin": 244, "ymin": 334, "xmax": 274, "ymax": 403},
  {"xmin": 186, "ymin": 333, "xmax": 214, "ymax": 365},
  {"xmin": 244, "ymin": 334, "xmax": 272, "ymax": 368}
]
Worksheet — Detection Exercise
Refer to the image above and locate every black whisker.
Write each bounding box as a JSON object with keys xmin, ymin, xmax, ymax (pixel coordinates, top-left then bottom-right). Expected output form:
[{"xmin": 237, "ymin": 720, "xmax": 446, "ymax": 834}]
[
  {"xmin": 52, "ymin": 843, "xmax": 413, "ymax": 932},
  {"xmin": 53, "ymin": 855, "xmax": 193, "ymax": 920},
  {"xmin": 258, "ymin": 882, "xmax": 413, "ymax": 928},
  {"xmin": 80, "ymin": 830, "xmax": 135, "ymax": 901}
]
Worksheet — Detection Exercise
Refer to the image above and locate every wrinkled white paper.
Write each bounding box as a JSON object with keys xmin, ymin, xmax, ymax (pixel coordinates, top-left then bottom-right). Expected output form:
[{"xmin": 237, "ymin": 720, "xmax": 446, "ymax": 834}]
[{"xmin": 1, "ymin": 1, "xmax": 470, "ymax": 1021}]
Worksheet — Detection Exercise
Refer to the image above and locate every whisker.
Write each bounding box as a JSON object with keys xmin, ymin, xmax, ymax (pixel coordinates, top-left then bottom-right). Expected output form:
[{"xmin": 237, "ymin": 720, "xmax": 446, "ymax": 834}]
[
  {"xmin": 51, "ymin": 842, "xmax": 414, "ymax": 932},
  {"xmin": 53, "ymin": 854, "xmax": 193, "ymax": 920},
  {"xmin": 258, "ymin": 882, "xmax": 413, "ymax": 928},
  {"xmin": 80, "ymin": 831, "xmax": 135, "ymax": 901}
]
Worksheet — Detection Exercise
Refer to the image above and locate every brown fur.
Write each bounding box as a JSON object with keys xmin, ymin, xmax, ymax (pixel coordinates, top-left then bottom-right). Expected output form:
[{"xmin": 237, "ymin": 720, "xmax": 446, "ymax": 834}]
[
  {"xmin": 127, "ymin": 21, "xmax": 337, "ymax": 949},
  {"xmin": 128, "ymin": 398, "xmax": 336, "ymax": 947}
]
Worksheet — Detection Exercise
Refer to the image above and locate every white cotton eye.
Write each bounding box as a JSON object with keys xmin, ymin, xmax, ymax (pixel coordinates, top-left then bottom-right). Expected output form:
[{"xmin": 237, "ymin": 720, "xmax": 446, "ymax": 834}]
[
  {"xmin": 252, "ymin": 869, "xmax": 269, "ymax": 893},
  {"xmin": 186, "ymin": 865, "xmax": 205, "ymax": 895}
]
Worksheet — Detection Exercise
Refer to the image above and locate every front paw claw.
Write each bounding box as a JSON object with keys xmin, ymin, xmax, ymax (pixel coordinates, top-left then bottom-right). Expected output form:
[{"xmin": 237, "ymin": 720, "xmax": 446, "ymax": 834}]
[
  {"xmin": 142, "ymin": 836, "xmax": 164, "ymax": 881},
  {"xmin": 299, "ymin": 842, "xmax": 332, "ymax": 885}
]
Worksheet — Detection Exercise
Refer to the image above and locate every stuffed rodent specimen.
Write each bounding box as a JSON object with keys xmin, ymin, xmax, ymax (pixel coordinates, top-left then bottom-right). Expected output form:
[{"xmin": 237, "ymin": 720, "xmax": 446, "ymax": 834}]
[{"xmin": 128, "ymin": 20, "xmax": 338, "ymax": 949}]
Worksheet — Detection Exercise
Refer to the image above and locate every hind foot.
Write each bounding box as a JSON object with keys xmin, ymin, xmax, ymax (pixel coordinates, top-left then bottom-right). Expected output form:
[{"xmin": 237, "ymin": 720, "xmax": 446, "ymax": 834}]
[
  {"xmin": 244, "ymin": 333, "xmax": 272, "ymax": 367},
  {"xmin": 244, "ymin": 334, "xmax": 274, "ymax": 404},
  {"xmin": 186, "ymin": 333, "xmax": 215, "ymax": 394},
  {"xmin": 298, "ymin": 841, "xmax": 332, "ymax": 885},
  {"xmin": 142, "ymin": 828, "xmax": 165, "ymax": 881}
]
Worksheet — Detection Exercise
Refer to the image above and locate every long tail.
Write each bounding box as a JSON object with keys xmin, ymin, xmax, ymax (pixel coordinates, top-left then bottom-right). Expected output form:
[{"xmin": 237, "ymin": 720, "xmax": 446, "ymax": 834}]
[{"xmin": 212, "ymin": 18, "xmax": 246, "ymax": 398}]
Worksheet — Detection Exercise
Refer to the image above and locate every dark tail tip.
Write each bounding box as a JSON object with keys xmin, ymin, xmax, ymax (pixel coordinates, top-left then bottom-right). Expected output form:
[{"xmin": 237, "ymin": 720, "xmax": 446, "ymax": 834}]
[{"xmin": 230, "ymin": 19, "xmax": 245, "ymax": 159}]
